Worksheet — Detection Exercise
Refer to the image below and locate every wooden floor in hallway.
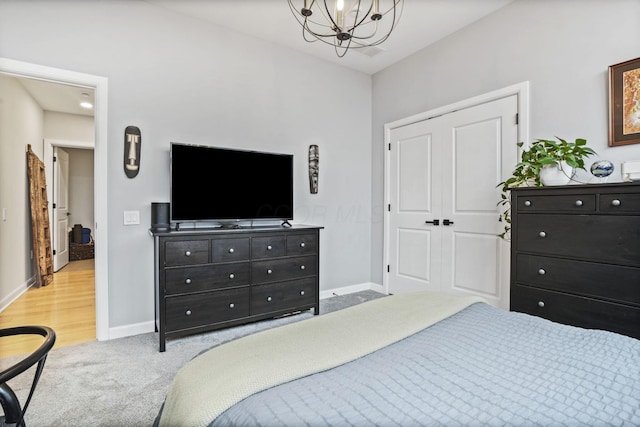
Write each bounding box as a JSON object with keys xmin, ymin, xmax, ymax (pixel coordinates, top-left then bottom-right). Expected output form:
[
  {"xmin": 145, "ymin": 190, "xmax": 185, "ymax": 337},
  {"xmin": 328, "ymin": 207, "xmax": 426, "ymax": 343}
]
[{"xmin": 0, "ymin": 259, "xmax": 95, "ymax": 358}]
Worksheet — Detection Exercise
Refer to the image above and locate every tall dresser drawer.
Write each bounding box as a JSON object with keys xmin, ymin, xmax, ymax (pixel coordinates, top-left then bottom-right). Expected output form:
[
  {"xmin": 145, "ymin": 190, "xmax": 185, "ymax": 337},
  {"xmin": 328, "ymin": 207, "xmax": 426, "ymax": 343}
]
[
  {"xmin": 165, "ymin": 262, "xmax": 250, "ymax": 295},
  {"xmin": 286, "ymin": 233, "xmax": 317, "ymax": 255},
  {"xmin": 251, "ymin": 278, "xmax": 316, "ymax": 315},
  {"xmin": 516, "ymin": 254, "xmax": 640, "ymax": 306},
  {"xmin": 516, "ymin": 194, "xmax": 595, "ymax": 212},
  {"xmin": 252, "ymin": 255, "xmax": 317, "ymax": 284},
  {"xmin": 599, "ymin": 193, "xmax": 640, "ymax": 213},
  {"xmin": 211, "ymin": 237, "xmax": 250, "ymax": 262},
  {"xmin": 511, "ymin": 285, "xmax": 640, "ymax": 339},
  {"xmin": 165, "ymin": 240, "xmax": 209, "ymax": 266},
  {"xmin": 165, "ymin": 287, "xmax": 250, "ymax": 332},
  {"xmin": 517, "ymin": 214, "xmax": 640, "ymax": 265}
]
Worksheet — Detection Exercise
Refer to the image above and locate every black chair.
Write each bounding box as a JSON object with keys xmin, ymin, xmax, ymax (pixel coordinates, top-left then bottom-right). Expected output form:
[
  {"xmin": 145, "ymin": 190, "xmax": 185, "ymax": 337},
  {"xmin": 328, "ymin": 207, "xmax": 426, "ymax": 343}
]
[{"xmin": 0, "ymin": 326, "xmax": 55, "ymax": 427}]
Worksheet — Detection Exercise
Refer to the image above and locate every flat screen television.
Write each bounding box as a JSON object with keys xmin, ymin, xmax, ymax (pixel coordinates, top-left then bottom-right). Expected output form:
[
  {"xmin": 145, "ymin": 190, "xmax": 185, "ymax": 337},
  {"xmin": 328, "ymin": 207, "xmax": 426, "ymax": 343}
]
[{"xmin": 170, "ymin": 143, "xmax": 294, "ymax": 224}]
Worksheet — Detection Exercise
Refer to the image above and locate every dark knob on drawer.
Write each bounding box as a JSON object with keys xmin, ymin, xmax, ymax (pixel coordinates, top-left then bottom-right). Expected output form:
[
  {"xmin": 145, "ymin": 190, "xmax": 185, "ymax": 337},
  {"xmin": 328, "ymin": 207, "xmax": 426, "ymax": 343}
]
[
  {"xmin": 537, "ymin": 268, "xmax": 546, "ymax": 275},
  {"xmin": 300, "ymin": 290, "xmax": 305, "ymax": 296},
  {"xmin": 300, "ymin": 265, "xmax": 306, "ymax": 270},
  {"xmin": 267, "ymin": 245, "xmax": 273, "ymax": 250},
  {"xmin": 300, "ymin": 242, "xmax": 306, "ymax": 248},
  {"xmin": 185, "ymin": 309, "xmax": 192, "ymax": 316},
  {"xmin": 185, "ymin": 251, "xmax": 191, "ymax": 257},
  {"xmin": 267, "ymin": 296, "xmax": 272, "ymax": 302},
  {"xmin": 537, "ymin": 301, "xmax": 545, "ymax": 308},
  {"xmin": 611, "ymin": 199, "xmax": 621, "ymax": 206},
  {"xmin": 229, "ymin": 273, "xmax": 235, "ymax": 279},
  {"xmin": 228, "ymin": 248, "xmax": 235, "ymax": 253},
  {"xmin": 229, "ymin": 303, "xmax": 235, "ymax": 309},
  {"xmin": 185, "ymin": 278, "xmax": 192, "ymax": 284},
  {"xmin": 575, "ymin": 200, "xmax": 583, "ymax": 207},
  {"xmin": 267, "ymin": 269, "xmax": 273, "ymax": 274},
  {"xmin": 538, "ymin": 231, "xmax": 546, "ymax": 238},
  {"xmin": 524, "ymin": 200, "xmax": 532, "ymax": 207}
]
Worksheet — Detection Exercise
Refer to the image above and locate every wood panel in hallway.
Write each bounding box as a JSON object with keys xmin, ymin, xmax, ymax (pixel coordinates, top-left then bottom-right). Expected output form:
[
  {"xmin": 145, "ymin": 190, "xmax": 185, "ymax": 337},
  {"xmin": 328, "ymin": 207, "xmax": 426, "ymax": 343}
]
[{"xmin": 0, "ymin": 260, "xmax": 95, "ymax": 358}]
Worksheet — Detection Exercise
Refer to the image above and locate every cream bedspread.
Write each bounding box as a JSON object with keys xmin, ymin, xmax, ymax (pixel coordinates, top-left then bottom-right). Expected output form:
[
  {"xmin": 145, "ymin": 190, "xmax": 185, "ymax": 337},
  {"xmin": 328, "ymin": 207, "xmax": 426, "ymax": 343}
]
[{"xmin": 158, "ymin": 291, "xmax": 485, "ymax": 427}]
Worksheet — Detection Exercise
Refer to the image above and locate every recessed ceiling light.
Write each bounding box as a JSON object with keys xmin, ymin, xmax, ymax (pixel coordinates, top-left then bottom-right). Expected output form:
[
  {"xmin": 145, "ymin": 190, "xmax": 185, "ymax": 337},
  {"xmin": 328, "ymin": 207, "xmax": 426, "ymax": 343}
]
[{"xmin": 80, "ymin": 101, "xmax": 93, "ymax": 109}]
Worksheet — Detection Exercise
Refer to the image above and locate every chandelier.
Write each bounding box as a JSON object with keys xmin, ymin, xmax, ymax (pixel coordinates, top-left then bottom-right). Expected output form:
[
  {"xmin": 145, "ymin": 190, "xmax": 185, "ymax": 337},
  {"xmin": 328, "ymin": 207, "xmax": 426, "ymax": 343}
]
[{"xmin": 287, "ymin": 0, "xmax": 404, "ymax": 57}]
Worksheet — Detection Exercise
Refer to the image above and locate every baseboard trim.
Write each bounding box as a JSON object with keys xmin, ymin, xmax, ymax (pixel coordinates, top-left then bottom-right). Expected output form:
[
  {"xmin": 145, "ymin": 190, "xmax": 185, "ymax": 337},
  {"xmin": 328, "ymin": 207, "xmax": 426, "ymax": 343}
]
[
  {"xmin": 319, "ymin": 282, "xmax": 385, "ymax": 300},
  {"xmin": 107, "ymin": 283, "xmax": 386, "ymax": 340},
  {"xmin": 0, "ymin": 275, "xmax": 36, "ymax": 313},
  {"xmin": 108, "ymin": 320, "xmax": 155, "ymax": 340}
]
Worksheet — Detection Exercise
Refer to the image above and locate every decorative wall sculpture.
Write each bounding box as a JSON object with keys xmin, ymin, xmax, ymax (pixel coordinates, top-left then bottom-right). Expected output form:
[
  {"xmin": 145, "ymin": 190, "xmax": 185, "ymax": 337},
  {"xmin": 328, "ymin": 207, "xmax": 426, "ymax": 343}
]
[
  {"xmin": 308, "ymin": 144, "xmax": 319, "ymax": 194},
  {"xmin": 124, "ymin": 126, "xmax": 141, "ymax": 178}
]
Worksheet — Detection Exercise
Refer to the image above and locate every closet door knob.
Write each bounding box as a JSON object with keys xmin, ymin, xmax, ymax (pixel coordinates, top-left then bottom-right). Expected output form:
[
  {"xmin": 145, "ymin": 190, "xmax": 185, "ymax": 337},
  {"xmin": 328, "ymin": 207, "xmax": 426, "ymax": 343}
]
[{"xmin": 611, "ymin": 199, "xmax": 621, "ymax": 206}]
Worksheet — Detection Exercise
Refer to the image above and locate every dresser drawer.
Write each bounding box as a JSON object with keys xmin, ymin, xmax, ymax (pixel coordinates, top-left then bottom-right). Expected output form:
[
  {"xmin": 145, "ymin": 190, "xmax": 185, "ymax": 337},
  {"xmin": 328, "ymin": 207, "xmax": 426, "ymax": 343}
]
[
  {"xmin": 165, "ymin": 263, "xmax": 250, "ymax": 295},
  {"xmin": 599, "ymin": 193, "xmax": 640, "ymax": 213},
  {"xmin": 251, "ymin": 235, "xmax": 286, "ymax": 259},
  {"xmin": 516, "ymin": 254, "xmax": 640, "ymax": 306},
  {"xmin": 511, "ymin": 285, "xmax": 640, "ymax": 339},
  {"xmin": 165, "ymin": 287, "xmax": 250, "ymax": 332},
  {"xmin": 211, "ymin": 237, "xmax": 250, "ymax": 262},
  {"xmin": 515, "ymin": 194, "xmax": 595, "ymax": 213},
  {"xmin": 516, "ymin": 214, "xmax": 640, "ymax": 265},
  {"xmin": 252, "ymin": 255, "xmax": 317, "ymax": 284},
  {"xmin": 251, "ymin": 278, "xmax": 316, "ymax": 315},
  {"xmin": 164, "ymin": 239, "xmax": 209, "ymax": 266},
  {"xmin": 286, "ymin": 233, "xmax": 317, "ymax": 255}
]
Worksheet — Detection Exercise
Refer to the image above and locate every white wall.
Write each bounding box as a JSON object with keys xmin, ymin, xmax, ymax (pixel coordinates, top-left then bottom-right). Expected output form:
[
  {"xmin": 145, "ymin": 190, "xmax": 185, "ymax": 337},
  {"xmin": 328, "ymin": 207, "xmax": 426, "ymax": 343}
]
[
  {"xmin": 0, "ymin": 1, "xmax": 373, "ymax": 331},
  {"xmin": 0, "ymin": 74, "xmax": 43, "ymax": 310},
  {"xmin": 370, "ymin": 0, "xmax": 640, "ymax": 284}
]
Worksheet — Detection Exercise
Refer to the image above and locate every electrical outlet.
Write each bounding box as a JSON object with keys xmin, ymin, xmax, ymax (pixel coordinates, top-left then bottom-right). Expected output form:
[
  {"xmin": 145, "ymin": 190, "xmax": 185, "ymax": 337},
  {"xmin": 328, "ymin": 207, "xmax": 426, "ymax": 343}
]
[{"xmin": 123, "ymin": 210, "xmax": 140, "ymax": 225}]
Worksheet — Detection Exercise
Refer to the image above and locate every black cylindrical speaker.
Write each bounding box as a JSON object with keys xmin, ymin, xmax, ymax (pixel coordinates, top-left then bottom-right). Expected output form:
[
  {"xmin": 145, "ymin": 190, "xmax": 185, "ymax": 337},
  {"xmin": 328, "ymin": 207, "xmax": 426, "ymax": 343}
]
[{"xmin": 151, "ymin": 202, "xmax": 170, "ymax": 231}]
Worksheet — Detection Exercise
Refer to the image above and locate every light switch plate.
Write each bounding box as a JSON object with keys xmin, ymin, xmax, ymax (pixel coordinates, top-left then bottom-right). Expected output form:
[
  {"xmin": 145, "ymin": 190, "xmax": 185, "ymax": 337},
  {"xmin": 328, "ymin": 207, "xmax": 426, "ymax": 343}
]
[{"xmin": 123, "ymin": 210, "xmax": 140, "ymax": 225}]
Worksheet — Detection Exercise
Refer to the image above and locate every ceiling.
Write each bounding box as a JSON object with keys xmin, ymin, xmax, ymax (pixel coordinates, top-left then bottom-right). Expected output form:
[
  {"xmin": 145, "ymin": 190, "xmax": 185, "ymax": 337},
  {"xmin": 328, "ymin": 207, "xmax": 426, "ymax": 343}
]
[{"xmin": 13, "ymin": 0, "xmax": 514, "ymax": 116}]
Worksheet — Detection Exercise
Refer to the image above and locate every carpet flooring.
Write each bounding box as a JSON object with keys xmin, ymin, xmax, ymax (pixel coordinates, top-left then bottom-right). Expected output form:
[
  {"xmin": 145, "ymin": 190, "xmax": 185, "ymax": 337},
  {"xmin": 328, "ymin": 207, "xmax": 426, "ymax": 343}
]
[{"xmin": 0, "ymin": 290, "xmax": 385, "ymax": 426}]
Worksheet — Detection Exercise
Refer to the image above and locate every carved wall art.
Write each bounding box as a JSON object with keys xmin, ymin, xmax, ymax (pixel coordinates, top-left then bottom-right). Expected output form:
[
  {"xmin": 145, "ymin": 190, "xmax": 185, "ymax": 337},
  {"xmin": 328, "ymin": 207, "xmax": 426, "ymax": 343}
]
[
  {"xmin": 308, "ymin": 144, "xmax": 319, "ymax": 194},
  {"xmin": 124, "ymin": 125, "xmax": 141, "ymax": 178}
]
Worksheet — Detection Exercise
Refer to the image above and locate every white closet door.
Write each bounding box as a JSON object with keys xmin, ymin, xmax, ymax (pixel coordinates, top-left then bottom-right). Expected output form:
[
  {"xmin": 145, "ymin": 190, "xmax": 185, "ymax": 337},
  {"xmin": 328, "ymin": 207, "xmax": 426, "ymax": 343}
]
[
  {"xmin": 386, "ymin": 95, "xmax": 518, "ymax": 309},
  {"xmin": 53, "ymin": 147, "xmax": 70, "ymax": 272}
]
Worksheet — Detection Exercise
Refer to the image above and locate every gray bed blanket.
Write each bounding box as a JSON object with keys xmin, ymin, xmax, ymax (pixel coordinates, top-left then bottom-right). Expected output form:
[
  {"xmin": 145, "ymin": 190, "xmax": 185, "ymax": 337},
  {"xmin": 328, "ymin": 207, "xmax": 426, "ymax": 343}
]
[{"xmin": 212, "ymin": 303, "xmax": 640, "ymax": 427}]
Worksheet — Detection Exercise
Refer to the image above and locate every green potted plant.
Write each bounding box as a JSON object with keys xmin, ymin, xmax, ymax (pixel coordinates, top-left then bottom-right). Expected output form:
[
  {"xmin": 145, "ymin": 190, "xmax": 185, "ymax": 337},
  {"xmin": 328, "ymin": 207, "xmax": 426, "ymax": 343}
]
[{"xmin": 497, "ymin": 137, "xmax": 597, "ymax": 239}]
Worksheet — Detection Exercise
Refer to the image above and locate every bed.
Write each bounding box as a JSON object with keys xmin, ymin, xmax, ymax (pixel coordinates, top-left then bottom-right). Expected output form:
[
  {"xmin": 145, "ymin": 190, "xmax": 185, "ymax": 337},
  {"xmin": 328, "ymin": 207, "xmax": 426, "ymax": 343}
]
[{"xmin": 154, "ymin": 291, "xmax": 640, "ymax": 427}]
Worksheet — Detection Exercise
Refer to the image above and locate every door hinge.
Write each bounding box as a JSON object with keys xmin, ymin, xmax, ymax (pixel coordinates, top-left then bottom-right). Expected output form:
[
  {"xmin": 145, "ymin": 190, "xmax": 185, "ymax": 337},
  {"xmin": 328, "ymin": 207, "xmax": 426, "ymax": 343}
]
[
  {"xmin": 53, "ymin": 249, "xmax": 56, "ymax": 255},
  {"xmin": 515, "ymin": 113, "xmax": 519, "ymax": 125},
  {"xmin": 388, "ymin": 204, "xmax": 391, "ymax": 212},
  {"xmin": 388, "ymin": 143, "xmax": 391, "ymax": 151},
  {"xmin": 387, "ymin": 265, "xmax": 390, "ymax": 273},
  {"xmin": 52, "ymin": 203, "xmax": 56, "ymax": 208},
  {"xmin": 53, "ymin": 156, "xmax": 57, "ymax": 162}
]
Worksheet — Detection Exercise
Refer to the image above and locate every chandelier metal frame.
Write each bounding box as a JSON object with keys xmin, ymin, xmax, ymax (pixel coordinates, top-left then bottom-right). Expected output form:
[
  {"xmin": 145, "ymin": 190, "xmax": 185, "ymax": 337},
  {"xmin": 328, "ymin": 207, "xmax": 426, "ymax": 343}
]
[{"xmin": 287, "ymin": 0, "xmax": 404, "ymax": 57}]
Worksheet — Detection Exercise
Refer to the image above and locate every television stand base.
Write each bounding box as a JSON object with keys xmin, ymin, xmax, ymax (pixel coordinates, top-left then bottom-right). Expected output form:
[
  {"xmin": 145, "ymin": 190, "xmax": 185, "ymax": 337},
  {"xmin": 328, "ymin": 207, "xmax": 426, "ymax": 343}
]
[{"xmin": 281, "ymin": 220, "xmax": 292, "ymax": 227}]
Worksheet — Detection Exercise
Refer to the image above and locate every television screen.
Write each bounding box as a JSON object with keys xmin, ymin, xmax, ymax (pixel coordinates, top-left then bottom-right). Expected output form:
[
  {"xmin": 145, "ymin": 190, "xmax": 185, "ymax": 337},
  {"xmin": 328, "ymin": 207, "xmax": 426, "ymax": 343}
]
[{"xmin": 170, "ymin": 143, "xmax": 294, "ymax": 223}]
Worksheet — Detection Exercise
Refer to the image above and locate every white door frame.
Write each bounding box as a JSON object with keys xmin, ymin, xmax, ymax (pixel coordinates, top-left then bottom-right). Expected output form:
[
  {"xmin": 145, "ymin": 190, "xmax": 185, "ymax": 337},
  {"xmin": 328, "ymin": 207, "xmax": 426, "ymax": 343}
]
[
  {"xmin": 0, "ymin": 57, "xmax": 110, "ymax": 341},
  {"xmin": 383, "ymin": 81, "xmax": 530, "ymax": 295}
]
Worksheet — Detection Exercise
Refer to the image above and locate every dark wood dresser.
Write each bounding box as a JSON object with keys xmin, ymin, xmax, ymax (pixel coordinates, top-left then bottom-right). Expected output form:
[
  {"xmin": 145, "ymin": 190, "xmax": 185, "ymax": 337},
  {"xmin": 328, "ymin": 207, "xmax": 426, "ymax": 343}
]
[
  {"xmin": 151, "ymin": 225, "xmax": 322, "ymax": 351},
  {"xmin": 510, "ymin": 182, "xmax": 640, "ymax": 340}
]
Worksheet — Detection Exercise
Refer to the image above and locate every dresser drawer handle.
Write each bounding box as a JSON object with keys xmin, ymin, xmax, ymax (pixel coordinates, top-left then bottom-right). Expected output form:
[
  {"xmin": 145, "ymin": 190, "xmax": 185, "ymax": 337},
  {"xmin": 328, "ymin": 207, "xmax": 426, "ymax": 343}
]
[
  {"xmin": 300, "ymin": 290, "xmax": 305, "ymax": 296},
  {"xmin": 185, "ymin": 251, "xmax": 191, "ymax": 257},
  {"xmin": 228, "ymin": 248, "xmax": 235, "ymax": 254},
  {"xmin": 300, "ymin": 242, "xmax": 306, "ymax": 248},
  {"xmin": 267, "ymin": 269, "xmax": 273, "ymax": 274},
  {"xmin": 538, "ymin": 231, "xmax": 546, "ymax": 238},
  {"xmin": 611, "ymin": 199, "xmax": 621, "ymax": 207},
  {"xmin": 300, "ymin": 265, "xmax": 306, "ymax": 270},
  {"xmin": 185, "ymin": 278, "xmax": 192, "ymax": 284},
  {"xmin": 575, "ymin": 200, "xmax": 583, "ymax": 207},
  {"xmin": 229, "ymin": 273, "xmax": 235, "ymax": 279},
  {"xmin": 538, "ymin": 268, "xmax": 546, "ymax": 275},
  {"xmin": 185, "ymin": 309, "xmax": 192, "ymax": 316},
  {"xmin": 267, "ymin": 296, "xmax": 272, "ymax": 302},
  {"xmin": 537, "ymin": 301, "xmax": 545, "ymax": 308},
  {"xmin": 229, "ymin": 303, "xmax": 235, "ymax": 309},
  {"xmin": 267, "ymin": 245, "xmax": 273, "ymax": 250},
  {"xmin": 524, "ymin": 200, "xmax": 532, "ymax": 207}
]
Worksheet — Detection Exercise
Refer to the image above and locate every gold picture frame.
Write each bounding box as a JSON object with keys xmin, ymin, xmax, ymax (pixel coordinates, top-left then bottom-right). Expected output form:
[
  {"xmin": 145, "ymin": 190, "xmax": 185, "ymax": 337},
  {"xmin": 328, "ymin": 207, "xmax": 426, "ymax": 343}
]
[{"xmin": 609, "ymin": 57, "xmax": 640, "ymax": 146}]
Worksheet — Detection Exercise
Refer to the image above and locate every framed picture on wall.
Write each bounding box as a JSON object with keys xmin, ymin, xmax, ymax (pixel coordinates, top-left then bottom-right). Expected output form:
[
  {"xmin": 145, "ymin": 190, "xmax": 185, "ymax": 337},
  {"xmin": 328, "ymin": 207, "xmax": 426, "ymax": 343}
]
[{"xmin": 609, "ymin": 57, "xmax": 640, "ymax": 146}]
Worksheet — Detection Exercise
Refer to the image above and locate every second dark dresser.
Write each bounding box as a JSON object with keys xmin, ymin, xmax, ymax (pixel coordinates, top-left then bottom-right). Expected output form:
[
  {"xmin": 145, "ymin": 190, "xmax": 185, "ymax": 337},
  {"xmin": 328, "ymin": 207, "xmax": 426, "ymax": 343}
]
[{"xmin": 510, "ymin": 182, "xmax": 640, "ymax": 340}]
